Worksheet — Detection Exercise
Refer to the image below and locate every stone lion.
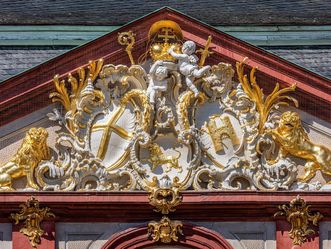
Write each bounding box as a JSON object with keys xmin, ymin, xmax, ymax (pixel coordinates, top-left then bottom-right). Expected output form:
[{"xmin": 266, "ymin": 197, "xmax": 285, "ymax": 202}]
[
  {"xmin": 0, "ymin": 127, "xmax": 50, "ymax": 190},
  {"xmin": 270, "ymin": 111, "xmax": 331, "ymax": 182}
]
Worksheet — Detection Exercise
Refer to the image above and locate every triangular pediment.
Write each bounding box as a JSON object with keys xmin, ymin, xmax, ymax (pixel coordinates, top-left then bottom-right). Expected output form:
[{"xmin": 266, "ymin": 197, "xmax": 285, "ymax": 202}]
[
  {"xmin": 0, "ymin": 7, "xmax": 330, "ymax": 193},
  {"xmin": 0, "ymin": 7, "xmax": 330, "ymax": 125}
]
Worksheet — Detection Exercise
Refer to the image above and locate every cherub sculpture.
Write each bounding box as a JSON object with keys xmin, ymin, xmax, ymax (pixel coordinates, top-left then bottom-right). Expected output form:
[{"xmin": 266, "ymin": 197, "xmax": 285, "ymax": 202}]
[
  {"xmin": 146, "ymin": 60, "xmax": 170, "ymax": 104},
  {"xmin": 168, "ymin": 40, "xmax": 210, "ymax": 97}
]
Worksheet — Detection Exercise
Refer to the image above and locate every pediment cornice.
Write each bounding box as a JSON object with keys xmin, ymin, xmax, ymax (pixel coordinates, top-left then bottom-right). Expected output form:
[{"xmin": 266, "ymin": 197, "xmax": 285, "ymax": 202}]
[{"xmin": 0, "ymin": 8, "xmax": 330, "ymax": 126}]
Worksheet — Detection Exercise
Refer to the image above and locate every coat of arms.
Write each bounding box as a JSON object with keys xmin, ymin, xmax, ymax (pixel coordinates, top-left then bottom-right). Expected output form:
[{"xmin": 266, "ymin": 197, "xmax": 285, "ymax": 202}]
[{"xmin": 1, "ymin": 20, "xmax": 330, "ymax": 192}]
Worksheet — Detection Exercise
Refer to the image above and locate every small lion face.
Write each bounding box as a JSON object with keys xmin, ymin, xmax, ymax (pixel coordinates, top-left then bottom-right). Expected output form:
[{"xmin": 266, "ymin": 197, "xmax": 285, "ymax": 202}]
[
  {"xmin": 279, "ymin": 111, "xmax": 301, "ymax": 131},
  {"xmin": 149, "ymin": 143, "xmax": 162, "ymax": 155},
  {"xmin": 27, "ymin": 127, "xmax": 48, "ymax": 144}
]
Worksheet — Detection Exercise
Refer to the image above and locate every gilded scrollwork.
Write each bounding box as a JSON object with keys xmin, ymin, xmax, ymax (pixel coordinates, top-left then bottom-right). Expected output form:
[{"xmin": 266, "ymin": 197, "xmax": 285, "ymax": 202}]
[
  {"xmin": 176, "ymin": 91, "xmax": 208, "ymax": 145},
  {"xmin": 2, "ymin": 19, "xmax": 330, "ymax": 192},
  {"xmin": 148, "ymin": 187, "xmax": 182, "ymax": 214},
  {"xmin": 10, "ymin": 197, "xmax": 55, "ymax": 248},
  {"xmin": 120, "ymin": 89, "xmax": 153, "ymax": 132},
  {"xmin": 118, "ymin": 31, "xmax": 136, "ymax": 65},
  {"xmin": 274, "ymin": 195, "xmax": 323, "ymax": 246},
  {"xmin": 49, "ymin": 59, "xmax": 104, "ymax": 134},
  {"xmin": 148, "ymin": 216, "xmax": 183, "ymax": 243},
  {"xmin": 236, "ymin": 59, "xmax": 298, "ymax": 132}
]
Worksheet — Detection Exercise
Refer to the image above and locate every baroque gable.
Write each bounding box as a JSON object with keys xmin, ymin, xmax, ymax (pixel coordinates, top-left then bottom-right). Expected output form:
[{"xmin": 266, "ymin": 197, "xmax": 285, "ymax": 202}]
[{"xmin": 0, "ymin": 15, "xmax": 330, "ymax": 193}]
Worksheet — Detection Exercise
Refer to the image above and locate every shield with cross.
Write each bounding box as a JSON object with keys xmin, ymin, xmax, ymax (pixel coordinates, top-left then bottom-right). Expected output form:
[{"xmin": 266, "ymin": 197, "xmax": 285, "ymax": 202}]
[{"xmin": 89, "ymin": 102, "xmax": 136, "ymax": 171}]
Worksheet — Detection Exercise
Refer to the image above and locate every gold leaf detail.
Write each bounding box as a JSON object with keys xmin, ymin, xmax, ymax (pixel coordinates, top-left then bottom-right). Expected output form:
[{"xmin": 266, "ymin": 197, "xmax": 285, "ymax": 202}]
[
  {"xmin": 236, "ymin": 59, "xmax": 297, "ymax": 132},
  {"xmin": 50, "ymin": 59, "xmax": 104, "ymax": 133},
  {"xmin": 274, "ymin": 195, "xmax": 323, "ymax": 246},
  {"xmin": 10, "ymin": 197, "xmax": 55, "ymax": 248},
  {"xmin": 148, "ymin": 187, "xmax": 182, "ymax": 214},
  {"xmin": 148, "ymin": 216, "xmax": 183, "ymax": 243},
  {"xmin": 0, "ymin": 128, "xmax": 50, "ymax": 190}
]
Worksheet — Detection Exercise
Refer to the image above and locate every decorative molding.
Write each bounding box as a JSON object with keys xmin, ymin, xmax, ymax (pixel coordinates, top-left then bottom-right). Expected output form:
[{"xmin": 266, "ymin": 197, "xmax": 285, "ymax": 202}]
[
  {"xmin": 1, "ymin": 25, "xmax": 330, "ymax": 46},
  {"xmin": 0, "ymin": 8, "xmax": 330, "ymax": 128},
  {"xmin": 10, "ymin": 197, "xmax": 55, "ymax": 248},
  {"xmin": 0, "ymin": 19, "xmax": 330, "ymax": 193},
  {"xmin": 0, "ymin": 192, "xmax": 330, "ymax": 222},
  {"xmin": 102, "ymin": 224, "xmax": 234, "ymax": 249},
  {"xmin": 148, "ymin": 188, "xmax": 182, "ymax": 214},
  {"xmin": 197, "ymin": 221, "xmax": 276, "ymax": 249},
  {"xmin": 274, "ymin": 195, "xmax": 323, "ymax": 246},
  {"xmin": 148, "ymin": 216, "xmax": 183, "ymax": 243}
]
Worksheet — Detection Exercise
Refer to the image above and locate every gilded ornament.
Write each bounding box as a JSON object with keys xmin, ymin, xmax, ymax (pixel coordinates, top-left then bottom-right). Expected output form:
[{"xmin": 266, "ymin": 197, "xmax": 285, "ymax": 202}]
[
  {"xmin": 147, "ymin": 20, "xmax": 182, "ymax": 62},
  {"xmin": 177, "ymin": 91, "xmax": 208, "ymax": 131},
  {"xmin": 120, "ymin": 89, "xmax": 153, "ymax": 132},
  {"xmin": 274, "ymin": 195, "xmax": 323, "ymax": 246},
  {"xmin": 269, "ymin": 111, "xmax": 331, "ymax": 182},
  {"xmin": 197, "ymin": 35, "xmax": 214, "ymax": 66},
  {"xmin": 148, "ymin": 20, "xmax": 183, "ymax": 40},
  {"xmin": 236, "ymin": 59, "xmax": 298, "ymax": 132},
  {"xmin": 118, "ymin": 31, "xmax": 136, "ymax": 65},
  {"xmin": 8, "ymin": 20, "xmax": 327, "ymax": 193},
  {"xmin": 10, "ymin": 197, "xmax": 55, "ymax": 248},
  {"xmin": 148, "ymin": 187, "xmax": 182, "ymax": 214},
  {"xmin": 148, "ymin": 216, "xmax": 183, "ymax": 243},
  {"xmin": 0, "ymin": 128, "xmax": 50, "ymax": 190},
  {"xmin": 50, "ymin": 59, "xmax": 104, "ymax": 133}
]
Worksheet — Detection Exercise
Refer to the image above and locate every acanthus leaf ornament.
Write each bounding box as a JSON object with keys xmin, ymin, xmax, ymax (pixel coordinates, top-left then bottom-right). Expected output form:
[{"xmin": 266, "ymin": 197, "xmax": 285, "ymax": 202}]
[
  {"xmin": 10, "ymin": 197, "xmax": 55, "ymax": 248},
  {"xmin": 148, "ymin": 187, "xmax": 182, "ymax": 214},
  {"xmin": 274, "ymin": 195, "xmax": 323, "ymax": 246},
  {"xmin": 236, "ymin": 59, "xmax": 298, "ymax": 133},
  {"xmin": 49, "ymin": 59, "xmax": 105, "ymax": 135},
  {"xmin": 148, "ymin": 216, "xmax": 183, "ymax": 243}
]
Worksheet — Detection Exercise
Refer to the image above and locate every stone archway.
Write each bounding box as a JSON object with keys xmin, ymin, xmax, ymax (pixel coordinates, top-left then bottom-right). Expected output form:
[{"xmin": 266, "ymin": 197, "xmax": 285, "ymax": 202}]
[{"xmin": 101, "ymin": 224, "xmax": 234, "ymax": 249}]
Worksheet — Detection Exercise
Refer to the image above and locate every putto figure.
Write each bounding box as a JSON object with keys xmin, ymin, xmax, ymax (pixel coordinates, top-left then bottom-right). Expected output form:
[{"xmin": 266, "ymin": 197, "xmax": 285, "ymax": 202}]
[
  {"xmin": 146, "ymin": 60, "xmax": 170, "ymax": 104},
  {"xmin": 169, "ymin": 40, "xmax": 210, "ymax": 97}
]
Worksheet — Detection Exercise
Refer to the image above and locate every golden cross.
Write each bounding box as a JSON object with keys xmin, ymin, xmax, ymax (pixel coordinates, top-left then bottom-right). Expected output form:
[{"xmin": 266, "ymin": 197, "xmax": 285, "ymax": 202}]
[
  {"xmin": 92, "ymin": 106, "xmax": 133, "ymax": 160},
  {"xmin": 158, "ymin": 28, "xmax": 176, "ymax": 43},
  {"xmin": 197, "ymin": 35, "xmax": 214, "ymax": 66}
]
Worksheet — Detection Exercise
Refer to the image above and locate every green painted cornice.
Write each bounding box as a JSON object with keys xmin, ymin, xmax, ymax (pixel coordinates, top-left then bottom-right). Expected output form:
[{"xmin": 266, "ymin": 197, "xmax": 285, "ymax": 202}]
[{"xmin": 0, "ymin": 25, "xmax": 330, "ymax": 46}]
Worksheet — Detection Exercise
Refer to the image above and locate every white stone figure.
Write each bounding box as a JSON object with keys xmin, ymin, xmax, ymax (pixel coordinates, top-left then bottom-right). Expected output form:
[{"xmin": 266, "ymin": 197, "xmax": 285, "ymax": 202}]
[
  {"xmin": 168, "ymin": 40, "xmax": 210, "ymax": 97},
  {"xmin": 146, "ymin": 60, "xmax": 170, "ymax": 104}
]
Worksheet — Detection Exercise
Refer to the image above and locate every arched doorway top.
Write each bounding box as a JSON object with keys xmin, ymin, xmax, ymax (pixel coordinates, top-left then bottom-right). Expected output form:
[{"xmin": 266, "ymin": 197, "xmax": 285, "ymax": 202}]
[{"xmin": 102, "ymin": 223, "xmax": 234, "ymax": 249}]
